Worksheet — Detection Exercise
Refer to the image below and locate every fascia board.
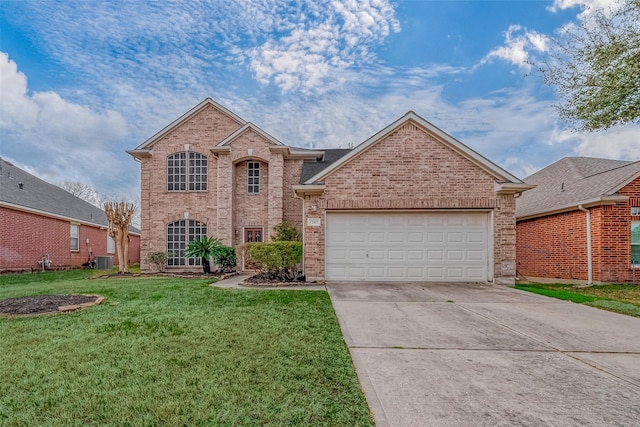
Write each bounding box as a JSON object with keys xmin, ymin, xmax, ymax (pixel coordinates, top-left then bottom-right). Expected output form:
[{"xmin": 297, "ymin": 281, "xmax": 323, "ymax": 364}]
[
  {"xmin": 216, "ymin": 122, "xmax": 284, "ymax": 147},
  {"xmin": 133, "ymin": 98, "xmax": 246, "ymax": 151},
  {"xmin": 516, "ymin": 195, "xmax": 629, "ymax": 221},
  {"xmin": 304, "ymin": 111, "xmax": 524, "ymax": 185},
  {"xmin": 293, "ymin": 185, "xmax": 326, "ymax": 197},
  {"xmin": 606, "ymin": 168, "xmax": 640, "ymax": 195}
]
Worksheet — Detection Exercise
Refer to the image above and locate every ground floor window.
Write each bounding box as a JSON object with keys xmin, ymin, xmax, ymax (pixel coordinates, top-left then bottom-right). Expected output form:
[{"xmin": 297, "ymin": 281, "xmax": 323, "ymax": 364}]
[
  {"xmin": 632, "ymin": 221, "xmax": 640, "ymax": 267},
  {"xmin": 70, "ymin": 224, "xmax": 79, "ymax": 251},
  {"xmin": 167, "ymin": 220, "xmax": 207, "ymax": 266}
]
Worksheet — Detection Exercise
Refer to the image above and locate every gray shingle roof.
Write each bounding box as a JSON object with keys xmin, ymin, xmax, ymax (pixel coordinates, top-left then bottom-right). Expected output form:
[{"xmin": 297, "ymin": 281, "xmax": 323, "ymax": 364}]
[
  {"xmin": 516, "ymin": 157, "xmax": 640, "ymax": 219},
  {"xmin": 300, "ymin": 149, "xmax": 352, "ymax": 183},
  {"xmin": 0, "ymin": 158, "xmax": 140, "ymax": 233}
]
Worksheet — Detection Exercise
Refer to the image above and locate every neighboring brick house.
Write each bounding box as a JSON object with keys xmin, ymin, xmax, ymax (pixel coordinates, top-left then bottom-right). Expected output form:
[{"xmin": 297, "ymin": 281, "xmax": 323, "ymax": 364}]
[
  {"xmin": 128, "ymin": 98, "xmax": 532, "ymax": 284},
  {"xmin": 516, "ymin": 157, "xmax": 640, "ymax": 283},
  {"xmin": 0, "ymin": 157, "xmax": 141, "ymax": 272}
]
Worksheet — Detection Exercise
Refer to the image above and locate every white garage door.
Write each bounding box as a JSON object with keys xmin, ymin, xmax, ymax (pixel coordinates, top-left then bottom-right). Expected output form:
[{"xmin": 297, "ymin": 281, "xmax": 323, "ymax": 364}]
[{"xmin": 326, "ymin": 211, "xmax": 490, "ymax": 282}]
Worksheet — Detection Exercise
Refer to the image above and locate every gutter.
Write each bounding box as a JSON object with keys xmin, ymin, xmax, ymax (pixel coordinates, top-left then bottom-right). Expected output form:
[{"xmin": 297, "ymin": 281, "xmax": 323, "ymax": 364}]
[{"xmin": 578, "ymin": 205, "xmax": 593, "ymax": 284}]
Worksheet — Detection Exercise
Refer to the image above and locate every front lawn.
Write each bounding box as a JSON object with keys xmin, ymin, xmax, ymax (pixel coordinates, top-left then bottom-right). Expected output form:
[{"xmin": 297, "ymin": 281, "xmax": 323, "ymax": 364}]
[
  {"xmin": 516, "ymin": 282, "xmax": 640, "ymax": 317},
  {"xmin": 0, "ymin": 271, "xmax": 373, "ymax": 426}
]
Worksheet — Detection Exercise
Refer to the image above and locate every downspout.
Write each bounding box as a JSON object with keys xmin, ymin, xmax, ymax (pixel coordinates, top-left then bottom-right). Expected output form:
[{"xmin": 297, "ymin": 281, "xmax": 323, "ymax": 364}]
[
  {"xmin": 294, "ymin": 191, "xmax": 306, "ymax": 279},
  {"xmin": 578, "ymin": 205, "xmax": 592, "ymax": 284}
]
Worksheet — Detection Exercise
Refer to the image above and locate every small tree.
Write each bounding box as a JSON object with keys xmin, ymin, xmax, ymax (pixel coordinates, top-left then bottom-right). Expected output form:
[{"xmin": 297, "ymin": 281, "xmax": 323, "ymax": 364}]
[
  {"xmin": 184, "ymin": 236, "xmax": 222, "ymax": 274},
  {"xmin": 272, "ymin": 221, "xmax": 302, "ymax": 241},
  {"xmin": 104, "ymin": 201, "xmax": 136, "ymax": 274}
]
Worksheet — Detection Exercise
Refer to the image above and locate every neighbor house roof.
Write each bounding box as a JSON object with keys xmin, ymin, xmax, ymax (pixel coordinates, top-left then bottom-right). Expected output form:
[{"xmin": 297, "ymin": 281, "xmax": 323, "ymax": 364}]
[
  {"xmin": 0, "ymin": 158, "xmax": 140, "ymax": 233},
  {"xmin": 516, "ymin": 157, "xmax": 640, "ymax": 220}
]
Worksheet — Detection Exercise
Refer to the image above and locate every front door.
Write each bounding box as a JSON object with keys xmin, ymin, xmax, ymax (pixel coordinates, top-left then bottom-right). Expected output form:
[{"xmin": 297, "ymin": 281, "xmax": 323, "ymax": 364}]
[{"xmin": 245, "ymin": 228, "xmax": 263, "ymax": 243}]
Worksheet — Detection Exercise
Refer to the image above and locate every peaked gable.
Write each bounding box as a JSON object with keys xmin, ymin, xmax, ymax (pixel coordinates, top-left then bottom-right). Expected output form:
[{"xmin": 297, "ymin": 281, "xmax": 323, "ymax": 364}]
[
  {"xmin": 128, "ymin": 98, "xmax": 246, "ymax": 155},
  {"xmin": 303, "ymin": 111, "xmax": 524, "ymax": 185},
  {"xmin": 216, "ymin": 122, "xmax": 284, "ymax": 147}
]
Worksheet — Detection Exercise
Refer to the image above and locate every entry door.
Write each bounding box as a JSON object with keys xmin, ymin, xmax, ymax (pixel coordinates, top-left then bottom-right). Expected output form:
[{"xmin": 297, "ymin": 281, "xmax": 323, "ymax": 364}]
[
  {"xmin": 325, "ymin": 212, "xmax": 489, "ymax": 282},
  {"xmin": 245, "ymin": 228, "xmax": 263, "ymax": 243}
]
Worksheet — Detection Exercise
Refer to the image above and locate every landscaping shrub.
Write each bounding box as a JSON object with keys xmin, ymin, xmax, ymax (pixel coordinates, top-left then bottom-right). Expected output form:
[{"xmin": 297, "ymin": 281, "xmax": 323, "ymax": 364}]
[
  {"xmin": 248, "ymin": 241, "xmax": 303, "ymax": 280},
  {"xmin": 212, "ymin": 246, "xmax": 237, "ymax": 272},
  {"xmin": 272, "ymin": 221, "xmax": 302, "ymax": 241},
  {"xmin": 146, "ymin": 251, "xmax": 170, "ymax": 272}
]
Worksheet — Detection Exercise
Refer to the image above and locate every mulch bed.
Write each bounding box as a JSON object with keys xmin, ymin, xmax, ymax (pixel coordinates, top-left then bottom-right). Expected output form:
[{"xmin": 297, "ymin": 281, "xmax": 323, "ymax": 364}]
[
  {"xmin": 0, "ymin": 294, "xmax": 103, "ymax": 317},
  {"xmin": 241, "ymin": 272, "xmax": 321, "ymax": 287}
]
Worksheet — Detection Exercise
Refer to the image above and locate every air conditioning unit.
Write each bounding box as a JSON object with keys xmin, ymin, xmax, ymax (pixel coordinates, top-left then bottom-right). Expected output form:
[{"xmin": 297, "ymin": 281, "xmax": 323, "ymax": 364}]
[{"xmin": 95, "ymin": 256, "xmax": 113, "ymax": 270}]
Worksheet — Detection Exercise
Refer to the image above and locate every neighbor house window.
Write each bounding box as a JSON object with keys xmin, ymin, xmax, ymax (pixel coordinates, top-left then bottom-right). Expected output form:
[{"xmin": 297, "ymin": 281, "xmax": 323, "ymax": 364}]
[
  {"xmin": 107, "ymin": 235, "xmax": 115, "ymax": 254},
  {"xmin": 632, "ymin": 222, "xmax": 640, "ymax": 267},
  {"xmin": 247, "ymin": 161, "xmax": 260, "ymax": 193},
  {"xmin": 167, "ymin": 220, "xmax": 207, "ymax": 266},
  {"xmin": 167, "ymin": 152, "xmax": 207, "ymax": 191},
  {"xmin": 70, "ymin": 224, "xmax": 79, "ymax": 251}
]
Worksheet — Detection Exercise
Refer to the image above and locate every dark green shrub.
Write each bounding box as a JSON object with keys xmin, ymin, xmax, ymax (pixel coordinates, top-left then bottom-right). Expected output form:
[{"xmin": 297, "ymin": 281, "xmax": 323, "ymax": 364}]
[
  {"xmin": 248, "ymin": 241, "xmax": 303, "ymax": 280},
  {"xmin": 272, "ymin": 221, "xmax": 302, "ymax": 241},
  {"xmin": 212, "ymin": 246, "xmax": 237, "ymax": 272}
]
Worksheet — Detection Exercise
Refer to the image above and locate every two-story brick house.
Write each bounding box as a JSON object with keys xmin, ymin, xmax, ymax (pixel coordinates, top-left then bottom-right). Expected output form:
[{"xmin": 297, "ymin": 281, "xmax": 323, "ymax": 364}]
[{"xmin": 128, "ymin": 98, "xmax": 532, "ymax": 284}]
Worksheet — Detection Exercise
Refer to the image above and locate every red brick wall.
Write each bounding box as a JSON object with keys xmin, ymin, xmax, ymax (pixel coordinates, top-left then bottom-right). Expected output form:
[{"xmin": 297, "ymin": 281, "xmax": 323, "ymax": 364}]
[
  {"xmin": 516, "ymin": 211, "xmax": 588, "ymax": 280},
  {"xmin": 302, "ymin": 122, "xmax": 518, "ymax": 284},
  {"xmin": 516, "ymin": 176, "xmax": 640, "ymax": 283},
  {"xmin": 283, "ymin": 159, "xmax": 304, "ymax": 232},
  {"xmin": 0, "ymin": 207, "xmax": 140, "ymax": 272}
]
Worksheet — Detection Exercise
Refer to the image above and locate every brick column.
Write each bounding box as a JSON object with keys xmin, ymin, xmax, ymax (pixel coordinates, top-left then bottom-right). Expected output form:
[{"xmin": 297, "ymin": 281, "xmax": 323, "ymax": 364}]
[
  {"xmin": 216, "ymin": 154, "xmax": 233, "ymax": 245},
  {"xmin": 267, "ymin": 154, "xmax": 284, "ymax": 241}
]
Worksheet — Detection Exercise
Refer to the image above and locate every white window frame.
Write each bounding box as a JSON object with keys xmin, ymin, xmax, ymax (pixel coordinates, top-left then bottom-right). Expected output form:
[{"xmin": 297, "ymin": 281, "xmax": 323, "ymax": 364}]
[
  {"xmin": 166, "ymin": 220, "xmax": 207, "ymax": 266},
  {"xmin": 167, "ymin": 152, "xmax": 207, "ymax": 192},
  {"xmin": 70, "ymin": 224, "xmax": 79, "ymax": 252},
  {"xmin": 107, "ymin": 234, "xmax": 115, "ymax": 254},
  {"xmin": 247, "ymin": 161, "xmax": 260, "ymax": 194},
  {"xmin": 632, "ymin": 221, "xmax": 640, "ymax": 268}
]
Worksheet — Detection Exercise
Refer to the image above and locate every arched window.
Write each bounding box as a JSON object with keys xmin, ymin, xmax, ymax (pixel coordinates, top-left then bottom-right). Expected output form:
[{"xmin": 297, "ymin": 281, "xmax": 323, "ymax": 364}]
[
  {"xmin": 167, "ymin": 152, "xmax": 207, "ymax": 191},
  {"xmin": 167, "ymin": 220, "xmax": 207, "ymax": 266}
]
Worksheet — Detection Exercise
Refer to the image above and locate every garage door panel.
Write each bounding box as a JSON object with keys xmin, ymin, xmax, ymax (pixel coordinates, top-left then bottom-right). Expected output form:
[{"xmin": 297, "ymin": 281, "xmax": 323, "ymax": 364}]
[{"xmin": 326, "ymin": 212, "xmax": 489, "ymax": 282}]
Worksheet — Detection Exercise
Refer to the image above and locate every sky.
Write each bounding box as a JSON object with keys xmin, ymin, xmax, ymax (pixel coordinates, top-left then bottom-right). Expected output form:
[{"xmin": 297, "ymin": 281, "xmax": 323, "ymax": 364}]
[{"xmin": 1, "ymin": 0, "xmax": 638, "ymax": 202}]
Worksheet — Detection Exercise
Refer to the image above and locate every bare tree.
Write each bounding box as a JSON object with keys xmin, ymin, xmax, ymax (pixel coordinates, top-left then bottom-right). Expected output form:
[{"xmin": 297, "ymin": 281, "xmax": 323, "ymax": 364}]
[
  {"xmin": 104, "ymin": 201, "xmax": 136, "ymax": 273},
  {"xmin": 59, "ymin": 180, "xmax": 101, "ymax": 206},
  {"xmin": 537, "ymin": 0, "xmax": 640, "ymax": 131}
]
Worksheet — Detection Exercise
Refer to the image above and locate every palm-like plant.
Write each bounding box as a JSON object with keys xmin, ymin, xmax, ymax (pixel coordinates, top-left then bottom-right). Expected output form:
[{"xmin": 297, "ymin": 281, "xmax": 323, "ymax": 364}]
[{"xmin": 184, "ymin": 236, "xmax": 222, "ymax": 274}]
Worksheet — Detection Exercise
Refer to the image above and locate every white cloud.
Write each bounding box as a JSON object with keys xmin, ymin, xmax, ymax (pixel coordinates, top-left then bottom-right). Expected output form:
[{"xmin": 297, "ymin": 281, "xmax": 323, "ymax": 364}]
[
  {"xmin": 563, "ymin": 126, "xmax": 640, "ymax": 159},
  {"xmin": 548, "ymin": 0, "xmax": 621, "ymax": 16},
  {"xmin": 248, "ymin": 0, "xmax": 400, "ymax": 93},
  {"xmin": 0, "ymin": 52, "xmax": 131, "ymax": 197},
  {"xmin": 482, "ymin": 25, "xmax": 549, "ymax": 70}
]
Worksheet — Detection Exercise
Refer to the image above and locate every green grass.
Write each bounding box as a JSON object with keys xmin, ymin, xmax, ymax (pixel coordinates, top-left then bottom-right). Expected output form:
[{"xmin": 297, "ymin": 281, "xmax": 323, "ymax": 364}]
[
  {"xmin": 0, "ymin": 270, "xmax": 373, "ymax": 426},
  {"xmin": 516, "ymin": 282, "xmax": 640, "ymax": 317}
]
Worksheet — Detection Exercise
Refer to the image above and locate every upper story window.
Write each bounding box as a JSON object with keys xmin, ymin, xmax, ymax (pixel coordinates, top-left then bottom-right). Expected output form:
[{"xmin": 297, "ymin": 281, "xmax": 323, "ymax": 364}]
[
  {"xmin": 247, "ymin": 161, "xmax": 260, "ymax": 193},
  {"xmin": 167, "ymin": 152, "xmax": 207, "ymax": 192},
  {"xmin": 70, "ymin": 224, "xmax": 79, "ymax": 251}
]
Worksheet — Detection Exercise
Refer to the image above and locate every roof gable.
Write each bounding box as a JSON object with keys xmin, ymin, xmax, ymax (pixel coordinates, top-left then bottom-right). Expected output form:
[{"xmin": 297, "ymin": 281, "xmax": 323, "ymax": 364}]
[
  {"xmin": 516, "ymin": 157, "xmax": 640, "ymax": 219},
  {"xmin": 131, "ymin": 98, "xmax": 246, "ymax": 152},
  {"xmin": 216, "ymin": 122, "xmax": 284, "ymax": 147},
  {"xmin": 303, "ymin": 111, "xmax": 524, "ymax": 185}
]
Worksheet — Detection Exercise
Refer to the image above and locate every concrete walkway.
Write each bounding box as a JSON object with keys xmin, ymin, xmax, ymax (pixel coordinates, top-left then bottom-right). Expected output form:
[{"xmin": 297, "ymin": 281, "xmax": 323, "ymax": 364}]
[
  {"xmin": 211, "ymin": 273, "xmax": 326, "ymax": 290},
  {"xmin": 327, "ymin": 282, "xmax": 640, "ymax": 427}
]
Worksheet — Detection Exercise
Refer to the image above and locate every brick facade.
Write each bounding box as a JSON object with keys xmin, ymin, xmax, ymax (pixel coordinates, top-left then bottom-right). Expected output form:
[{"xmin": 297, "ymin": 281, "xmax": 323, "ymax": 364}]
[
  {"xmin": 0, "ymin": 206, "xmax": 140, "ymax": 272},
  {"xmin": 516, "ymin": 177, "xmax": 640, "ymax": 283},
  {"xmin": 301, "ymin": 123, "xmax": 518, "ymax": 285},
  {"xmin": 132, "ymin": 99, "xmax": 525, "ymax": 283}
]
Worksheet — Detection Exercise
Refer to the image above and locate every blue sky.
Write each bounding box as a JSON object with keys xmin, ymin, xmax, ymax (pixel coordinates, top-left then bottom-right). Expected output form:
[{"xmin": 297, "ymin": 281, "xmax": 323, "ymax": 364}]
[{"xmin": 1, "ymin": 0, "xmax": 638, "ymax": 202}]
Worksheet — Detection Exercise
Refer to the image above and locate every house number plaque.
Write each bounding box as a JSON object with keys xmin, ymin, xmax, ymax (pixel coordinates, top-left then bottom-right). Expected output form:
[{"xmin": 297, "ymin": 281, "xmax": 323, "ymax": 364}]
[{"xmin": 307, "ymin": 218, "xmax": 321, "ymax": 227}]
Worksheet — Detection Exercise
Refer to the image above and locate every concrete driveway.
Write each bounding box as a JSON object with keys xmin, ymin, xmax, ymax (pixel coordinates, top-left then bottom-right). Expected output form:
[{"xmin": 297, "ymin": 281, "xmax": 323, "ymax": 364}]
[{"xmin": 327, "ymin": 282, "xmax": 640, "ymax": 427}]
